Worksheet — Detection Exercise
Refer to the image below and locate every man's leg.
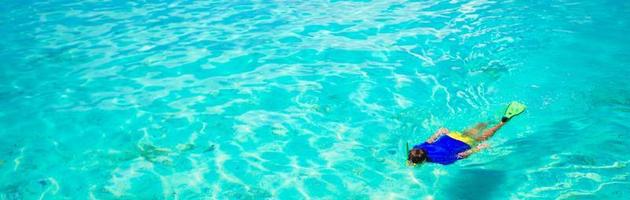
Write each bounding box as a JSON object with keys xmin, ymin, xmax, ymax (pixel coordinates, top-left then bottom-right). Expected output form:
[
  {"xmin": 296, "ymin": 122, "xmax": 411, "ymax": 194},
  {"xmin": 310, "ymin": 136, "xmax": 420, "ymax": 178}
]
[
  {"xmin": 476, "ymin": 121, "xmax": 505, "ymax": 141},
  {"xmin": 464, "ymin": 123, "xmax": 488, "ymax": 137}
]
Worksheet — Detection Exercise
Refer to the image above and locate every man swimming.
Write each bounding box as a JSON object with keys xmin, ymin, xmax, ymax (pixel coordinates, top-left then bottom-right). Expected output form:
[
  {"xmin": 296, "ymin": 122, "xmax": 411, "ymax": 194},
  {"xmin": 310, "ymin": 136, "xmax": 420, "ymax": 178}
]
[{"xmin": 407, "ymin": 102, "xmax": 526, "ymax": 166}]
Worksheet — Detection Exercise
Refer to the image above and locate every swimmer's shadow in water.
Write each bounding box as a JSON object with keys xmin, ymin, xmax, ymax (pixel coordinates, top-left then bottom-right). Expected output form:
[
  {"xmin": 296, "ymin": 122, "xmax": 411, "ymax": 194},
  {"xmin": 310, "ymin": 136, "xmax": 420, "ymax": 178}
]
[{"xmin": 439, "ymin": 169, "xmax": 506, "ymax": 200}]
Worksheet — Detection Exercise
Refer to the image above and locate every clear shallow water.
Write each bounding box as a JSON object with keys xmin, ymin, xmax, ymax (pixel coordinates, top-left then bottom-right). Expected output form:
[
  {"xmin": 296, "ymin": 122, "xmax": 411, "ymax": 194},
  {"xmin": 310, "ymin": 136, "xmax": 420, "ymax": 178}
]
[{"xmin": 1, "ymin": 0, "xmax": 630, "ymax": 199}]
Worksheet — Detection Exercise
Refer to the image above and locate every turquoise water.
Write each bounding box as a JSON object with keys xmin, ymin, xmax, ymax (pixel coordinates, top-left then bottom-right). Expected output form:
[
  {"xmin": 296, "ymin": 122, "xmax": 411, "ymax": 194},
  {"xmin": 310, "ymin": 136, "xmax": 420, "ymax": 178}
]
[{"xmin": 1, "ymin": 0, "xmax": 630, "ymax": 199}]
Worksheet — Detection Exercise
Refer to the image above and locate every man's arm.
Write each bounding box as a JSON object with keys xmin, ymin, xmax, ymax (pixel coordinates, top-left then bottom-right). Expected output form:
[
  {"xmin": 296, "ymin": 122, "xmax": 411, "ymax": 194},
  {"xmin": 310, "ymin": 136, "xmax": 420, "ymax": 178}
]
[
  {"xmin": 457, "ymin": 143, "xmax": 489, "ymax": 159},
  {"xmin": 426, "ymin": 128, "xmax": 449, "ymax": 143}
]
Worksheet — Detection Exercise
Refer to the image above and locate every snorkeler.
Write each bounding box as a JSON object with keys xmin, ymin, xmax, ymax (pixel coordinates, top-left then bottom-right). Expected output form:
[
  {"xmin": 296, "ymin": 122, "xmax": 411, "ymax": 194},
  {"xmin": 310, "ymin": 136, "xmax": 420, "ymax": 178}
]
[{"xmin": 407, "ymin": 102, "xmax": 526, "ymax": 166}]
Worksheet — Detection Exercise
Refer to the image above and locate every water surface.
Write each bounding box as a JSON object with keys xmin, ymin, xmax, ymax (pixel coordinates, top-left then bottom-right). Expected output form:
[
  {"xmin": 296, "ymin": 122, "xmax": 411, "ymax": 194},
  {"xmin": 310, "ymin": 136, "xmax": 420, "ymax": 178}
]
[{"xmin": 1, "ymin": 0, "xmax": 629, "ymax": 199}]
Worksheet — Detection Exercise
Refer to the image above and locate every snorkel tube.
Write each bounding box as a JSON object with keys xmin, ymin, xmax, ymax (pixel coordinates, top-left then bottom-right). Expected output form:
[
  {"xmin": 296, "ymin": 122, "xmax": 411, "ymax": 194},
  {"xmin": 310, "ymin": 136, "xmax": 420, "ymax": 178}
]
[{"xmin": 405, "ymin": 142, "xmax": 409, "ymax": 165}]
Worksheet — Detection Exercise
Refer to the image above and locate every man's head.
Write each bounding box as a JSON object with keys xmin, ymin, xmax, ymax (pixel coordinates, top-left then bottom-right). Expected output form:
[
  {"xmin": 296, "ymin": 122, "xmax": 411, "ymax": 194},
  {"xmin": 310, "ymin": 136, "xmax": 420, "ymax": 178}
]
[{"xmin": 407, "ymin": 148, "xmax": 427, "ymax": 165}]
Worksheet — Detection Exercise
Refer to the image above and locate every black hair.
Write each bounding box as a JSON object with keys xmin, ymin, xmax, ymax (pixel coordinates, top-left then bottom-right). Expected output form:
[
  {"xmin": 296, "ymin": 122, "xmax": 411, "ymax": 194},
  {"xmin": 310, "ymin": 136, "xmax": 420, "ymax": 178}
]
[{"xmin": 408, "ymin": 148, "xmax": 427, "ymax": 164}]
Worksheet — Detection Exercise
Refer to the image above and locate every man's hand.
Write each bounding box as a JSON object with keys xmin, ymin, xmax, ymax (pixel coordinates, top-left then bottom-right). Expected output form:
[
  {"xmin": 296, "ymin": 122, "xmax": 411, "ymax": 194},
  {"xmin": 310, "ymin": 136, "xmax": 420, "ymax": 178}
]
[
  {"xmin": 456, "ymin": 151, "xmax": 469, "ymax": 159},
  {"xmin": 426, "ymin": 128, "xmax": 449, "ymax": 143},
  {"xmin": 457, "ymin": 143, "xmax": 489, "ymax": 159}
]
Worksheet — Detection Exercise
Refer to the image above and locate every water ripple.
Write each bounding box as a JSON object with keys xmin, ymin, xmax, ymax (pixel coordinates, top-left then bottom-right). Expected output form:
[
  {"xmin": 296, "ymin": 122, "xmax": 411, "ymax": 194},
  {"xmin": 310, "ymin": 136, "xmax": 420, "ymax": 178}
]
[{"xmin": 1, "ymin": 0, "xmax": 630, "ymax": 199}]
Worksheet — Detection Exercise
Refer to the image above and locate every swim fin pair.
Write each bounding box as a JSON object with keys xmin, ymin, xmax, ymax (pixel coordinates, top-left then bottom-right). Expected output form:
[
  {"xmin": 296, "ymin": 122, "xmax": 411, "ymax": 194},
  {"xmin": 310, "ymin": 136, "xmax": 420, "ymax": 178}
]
[{"xmin": 502, "ymin": 101, "xmax": 526, "ymax": 122}]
